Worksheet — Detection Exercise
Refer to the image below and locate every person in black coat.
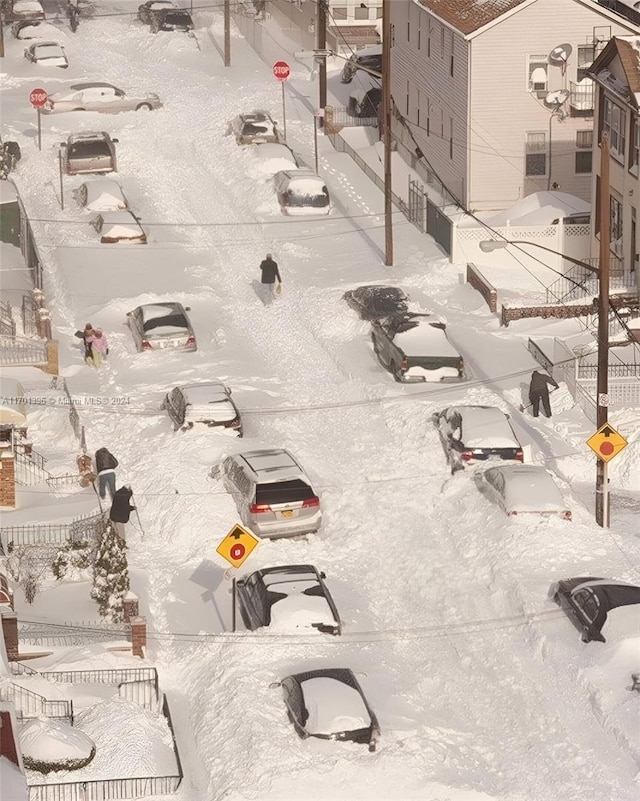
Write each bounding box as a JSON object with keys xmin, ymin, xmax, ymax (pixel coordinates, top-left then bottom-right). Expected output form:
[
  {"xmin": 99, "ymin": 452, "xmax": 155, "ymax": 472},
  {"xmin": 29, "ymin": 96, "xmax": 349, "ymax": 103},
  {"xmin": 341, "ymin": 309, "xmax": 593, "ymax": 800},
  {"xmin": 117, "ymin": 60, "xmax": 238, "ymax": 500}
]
[
  {"xmin": 74, "ymin": 323, "xmax": 94, "ymax": 364},
  {"xmin": 109, "ymin": 485, "xmax": 135, "ymax": 538},
  {"xmin": 95, "ymin": 447, "xmax": 118, "ymax": 500},
  {"xmin": 258, "ymin": 253, "xmax": 281, "ymax": 304},
  {"xmin": 529, "ymin": 370, "xmax": 559, "ymax": 418}
]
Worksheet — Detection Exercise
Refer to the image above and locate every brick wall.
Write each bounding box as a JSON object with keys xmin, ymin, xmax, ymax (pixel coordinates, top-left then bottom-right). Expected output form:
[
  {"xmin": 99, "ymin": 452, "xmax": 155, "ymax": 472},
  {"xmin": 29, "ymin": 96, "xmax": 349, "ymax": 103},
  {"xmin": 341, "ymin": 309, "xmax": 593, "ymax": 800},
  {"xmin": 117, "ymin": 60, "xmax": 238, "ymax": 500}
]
[
  {"xmin": 1, "ymin": 612, "xmax": 19, "ymax": 661},
  {"xmin": 466, "ymin": 263, "xmax": 498, "ymax": 313},
  {"xmin": 501, "ymin": 304, "xmax": 594, "ymax": 327},
  {"xmin": 0, "ymin": 710, "xmax": 20, "ymax": 764},
  {"xmin": 0, "ymin": 449, "xmax": 16, "ymax": 509},
  {"xmin": 130, "ymin": 616, "xmax": 146, "ymax": 659}
]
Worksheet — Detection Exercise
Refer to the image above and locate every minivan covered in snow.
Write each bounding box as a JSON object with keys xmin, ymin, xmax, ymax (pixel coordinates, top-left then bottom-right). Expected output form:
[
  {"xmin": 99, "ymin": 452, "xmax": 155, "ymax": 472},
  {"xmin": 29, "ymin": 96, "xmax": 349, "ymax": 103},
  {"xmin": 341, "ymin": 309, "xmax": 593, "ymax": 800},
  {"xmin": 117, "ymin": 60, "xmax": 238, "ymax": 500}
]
[{"xmin": 273, "ymin": 170, "xmax": 330, "ymax": 216}]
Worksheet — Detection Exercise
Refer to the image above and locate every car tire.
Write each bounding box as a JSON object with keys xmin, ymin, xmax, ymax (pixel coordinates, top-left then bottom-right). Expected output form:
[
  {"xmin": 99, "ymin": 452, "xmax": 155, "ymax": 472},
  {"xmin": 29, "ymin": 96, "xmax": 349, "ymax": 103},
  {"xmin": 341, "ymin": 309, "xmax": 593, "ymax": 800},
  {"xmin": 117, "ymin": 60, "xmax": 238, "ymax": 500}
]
[{"xmin": 136, "ymin": 103, "xmax": 153, "ymax": 111}]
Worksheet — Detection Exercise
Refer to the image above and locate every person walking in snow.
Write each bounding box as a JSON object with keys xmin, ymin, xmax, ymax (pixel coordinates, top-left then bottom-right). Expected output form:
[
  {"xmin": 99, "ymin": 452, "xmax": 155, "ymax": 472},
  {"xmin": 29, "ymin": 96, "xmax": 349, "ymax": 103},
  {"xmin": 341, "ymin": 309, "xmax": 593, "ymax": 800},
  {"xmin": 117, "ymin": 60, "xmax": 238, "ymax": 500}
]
[
  {"xmin": 95, "ymin": 447, "xmax": 118, "ymax": 501},
  {"xmin": 109, "ymin": 485, "xmax": 135, "ymax": 538},
  {"xmin": 74, "ymin": 323, "xmax": 94, "ymax": 364},
  {"xmin": 87, "ymin": 329, "xmax": 108, "ymax": 368},
  {"xmin": 528, "ymin": 370, "xmax": 559, "ymax": 418},
  {"xmin": 258, "ymin": 253, "xmax": 281, "ymax": 305}
]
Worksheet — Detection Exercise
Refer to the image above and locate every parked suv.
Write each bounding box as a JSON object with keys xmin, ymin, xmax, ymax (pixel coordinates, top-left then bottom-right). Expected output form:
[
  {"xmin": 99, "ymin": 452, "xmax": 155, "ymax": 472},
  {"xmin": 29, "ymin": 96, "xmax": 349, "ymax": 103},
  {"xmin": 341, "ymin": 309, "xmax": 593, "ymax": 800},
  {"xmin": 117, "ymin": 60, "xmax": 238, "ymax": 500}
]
[
  {"xmin": 214, "ymin": 449, "xmax": 321, "ymax": 538},
  {"xmin": 60, "ymin": 131, "xmax": 118, "ymax": 176},
  {"xmin": 341, "ymin": 44, "xmax": 382, "ymax": 83},
  {"xmin": 162, "ymin": 381, "xmax": 242, "ymax": 435}
]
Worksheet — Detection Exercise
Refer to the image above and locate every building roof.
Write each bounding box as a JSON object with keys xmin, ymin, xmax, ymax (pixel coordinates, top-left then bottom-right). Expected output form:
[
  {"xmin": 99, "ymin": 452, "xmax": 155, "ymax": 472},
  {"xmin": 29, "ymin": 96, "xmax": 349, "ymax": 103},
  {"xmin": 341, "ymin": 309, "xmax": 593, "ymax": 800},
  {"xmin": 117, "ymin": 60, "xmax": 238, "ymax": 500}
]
[
  {"xmin": 416, "ymin": 0, "xmax": 527, "ymax": 35},
  {"xmin": 590, "ymin": 36, "xmax": 640, "ymax": 108}
]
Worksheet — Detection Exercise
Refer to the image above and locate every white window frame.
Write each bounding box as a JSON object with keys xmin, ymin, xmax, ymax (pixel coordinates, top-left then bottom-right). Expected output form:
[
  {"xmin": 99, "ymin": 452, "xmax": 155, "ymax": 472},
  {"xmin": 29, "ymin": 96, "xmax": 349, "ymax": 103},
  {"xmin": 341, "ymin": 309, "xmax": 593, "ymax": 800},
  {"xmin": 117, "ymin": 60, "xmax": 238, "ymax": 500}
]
[{"xmin": 603, "ymin": 97, "xmax": 627, "ymax": 160}]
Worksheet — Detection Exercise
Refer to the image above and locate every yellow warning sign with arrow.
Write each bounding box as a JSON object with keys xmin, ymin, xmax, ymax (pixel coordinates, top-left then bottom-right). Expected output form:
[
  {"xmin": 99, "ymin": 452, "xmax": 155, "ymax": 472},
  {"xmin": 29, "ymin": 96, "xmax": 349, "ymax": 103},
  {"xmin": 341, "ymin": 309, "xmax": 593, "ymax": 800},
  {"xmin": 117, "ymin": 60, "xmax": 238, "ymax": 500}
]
[
  {"xmin": 216, "ymin": 524, "xmax": 260, "ymax": 569},
  {"xmin": 586, "ymin": 423, "xmax": 628, "ymax": 463}
]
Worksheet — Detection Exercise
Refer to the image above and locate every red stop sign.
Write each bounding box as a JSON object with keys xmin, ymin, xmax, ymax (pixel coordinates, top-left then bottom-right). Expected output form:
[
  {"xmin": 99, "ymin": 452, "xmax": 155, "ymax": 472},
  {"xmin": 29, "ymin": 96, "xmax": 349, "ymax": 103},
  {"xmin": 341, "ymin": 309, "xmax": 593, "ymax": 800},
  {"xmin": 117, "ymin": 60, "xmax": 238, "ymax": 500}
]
[
  {"xmin": 273, "ymin": 61, "xmax": 291, "ymax": 82},
  {"xmin": 29, "ymin": 88, "xmax": 48, "ymax": 108}
]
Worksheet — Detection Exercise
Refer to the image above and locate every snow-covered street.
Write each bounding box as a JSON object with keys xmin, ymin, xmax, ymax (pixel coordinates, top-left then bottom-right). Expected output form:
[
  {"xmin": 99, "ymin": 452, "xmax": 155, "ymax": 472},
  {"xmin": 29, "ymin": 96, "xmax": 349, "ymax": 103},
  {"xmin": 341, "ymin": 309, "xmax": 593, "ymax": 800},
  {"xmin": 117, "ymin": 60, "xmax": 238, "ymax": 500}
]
[{"xmin": 2, "ymin": 4, "xmax": 640, "ymax": 800}]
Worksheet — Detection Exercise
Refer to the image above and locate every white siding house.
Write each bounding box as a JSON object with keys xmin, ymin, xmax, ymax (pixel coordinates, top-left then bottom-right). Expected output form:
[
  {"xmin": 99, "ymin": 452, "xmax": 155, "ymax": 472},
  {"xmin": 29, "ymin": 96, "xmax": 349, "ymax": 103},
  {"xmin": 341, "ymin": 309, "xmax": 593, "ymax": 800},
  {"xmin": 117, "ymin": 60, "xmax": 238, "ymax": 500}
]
[
  {"xmin": 389, "ymin": 0, "xmax": 640, "ymax": 210},
  {"xmin": 589, "ymin": 35, "xmax": 640, "ymax": 291}
]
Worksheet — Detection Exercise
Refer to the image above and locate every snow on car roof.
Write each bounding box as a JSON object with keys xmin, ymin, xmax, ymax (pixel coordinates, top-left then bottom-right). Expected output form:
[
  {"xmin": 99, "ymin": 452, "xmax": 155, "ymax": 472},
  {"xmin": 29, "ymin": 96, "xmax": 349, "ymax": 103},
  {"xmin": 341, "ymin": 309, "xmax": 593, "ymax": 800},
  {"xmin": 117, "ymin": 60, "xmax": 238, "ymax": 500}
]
[
  {"xmin": 14, "ymin": 1, "xmax": 43, "ymax": 10},
  {"xmin": 97, "ymin": 212, "xmax": 142, "ymax": 237},
  {"xmin": 140, "ymin": 303, "xmax": 182, "ymax": 321},
  {"xmin": 601, "ymin": 605, "xmax": 640, "ymax": 641},
  {"xmin": 393, "ymin": 322, "xmax": 459, "ymax": 358},
  {"xmin": 269, "ymin": 593, "xmax": 336, "ymax": 632},
  {"xmin": 82, "ymin": 180, "xmax": 127, "ymax": 211},
  {"xmin": 301, "ymin": 677, "xmax": 370, "ymax": 735},
  {"xmin": 489, "ymin": 465, "xmax": 567, "ymax": 512},
  {"xmin": 181, "ymin": 382, "xmax": 228, "ymax": 404},
  {"xmin": 455, "ymin": 406, "xmax": 519, "ymax": 448},
  {"xmin": 243, "ymin": 450, "xmax": 298, "ymax": 473},
  {"xmin": 32, "ymin": 42, "xmax": 64, "ymax": 55}
]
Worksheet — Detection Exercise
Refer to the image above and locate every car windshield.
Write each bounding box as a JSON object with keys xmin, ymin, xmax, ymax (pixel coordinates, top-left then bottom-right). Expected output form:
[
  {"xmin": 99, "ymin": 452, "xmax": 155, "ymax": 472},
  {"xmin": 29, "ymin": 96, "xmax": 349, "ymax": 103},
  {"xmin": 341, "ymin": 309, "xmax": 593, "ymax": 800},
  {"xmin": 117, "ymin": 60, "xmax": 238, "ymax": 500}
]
[
  {"xmin": 287, "ymin": 186, "xmax": 329, "ymax": 207},
  {"xmin": 69, "ymin": 142, "xmax": 110, "ymax": 158},
  {"xmin": 256, "ymin": 479, "xmax": 314, "ymax": 505},
  {"xmin": 143, "ymin": 313, "xmax": 187, "ymax": 332},
  {"xmin": 162, "ymin": 12, "xmax": 189, "ymax": 23}
]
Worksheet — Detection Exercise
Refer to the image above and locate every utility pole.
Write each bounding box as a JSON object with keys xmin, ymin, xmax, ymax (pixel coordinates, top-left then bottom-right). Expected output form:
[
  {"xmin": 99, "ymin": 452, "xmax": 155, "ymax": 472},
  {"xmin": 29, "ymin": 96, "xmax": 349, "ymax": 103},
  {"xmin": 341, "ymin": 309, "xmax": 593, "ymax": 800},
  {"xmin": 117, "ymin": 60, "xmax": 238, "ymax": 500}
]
[
  {"xmin": 0, "ymin": 9, "xmax": 5, "ymax": 59},
  {"xmin": 382, "ymin": 0, "xmax": 393, "ymax": 266},
  {"xmin": 317, "ymin": 0, "xmax": 327, "ymax": 126},
  {"xmin": 596, "ymin": 133, "xmax": 611, "ymax": 528},
  {"xmin": 224, "ymin": 0, "xmax": 231, "ymax": 67}
]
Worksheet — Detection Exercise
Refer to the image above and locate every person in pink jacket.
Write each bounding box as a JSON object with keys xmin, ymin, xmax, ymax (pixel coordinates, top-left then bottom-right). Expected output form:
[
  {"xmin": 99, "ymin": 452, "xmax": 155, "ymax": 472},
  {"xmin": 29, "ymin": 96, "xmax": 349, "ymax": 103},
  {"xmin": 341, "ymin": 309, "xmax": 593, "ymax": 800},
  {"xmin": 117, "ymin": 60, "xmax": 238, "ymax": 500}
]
[{"xmin": 87, "ymin": 329, "xmax": 108, "ymax": 368}]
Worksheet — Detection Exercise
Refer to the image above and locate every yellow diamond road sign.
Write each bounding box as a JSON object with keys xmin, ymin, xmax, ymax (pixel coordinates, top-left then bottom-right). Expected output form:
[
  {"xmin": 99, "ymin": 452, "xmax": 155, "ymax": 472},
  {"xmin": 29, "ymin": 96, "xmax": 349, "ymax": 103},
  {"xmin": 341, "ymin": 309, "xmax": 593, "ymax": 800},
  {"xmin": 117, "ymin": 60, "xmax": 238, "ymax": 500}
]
[
  {"xmin": 216, "ymin": 524, "xmax": 260, "ymax": 569},
  {"xmin": 586, "ymin": 423, "xmax": 628, "ymax": 463}
]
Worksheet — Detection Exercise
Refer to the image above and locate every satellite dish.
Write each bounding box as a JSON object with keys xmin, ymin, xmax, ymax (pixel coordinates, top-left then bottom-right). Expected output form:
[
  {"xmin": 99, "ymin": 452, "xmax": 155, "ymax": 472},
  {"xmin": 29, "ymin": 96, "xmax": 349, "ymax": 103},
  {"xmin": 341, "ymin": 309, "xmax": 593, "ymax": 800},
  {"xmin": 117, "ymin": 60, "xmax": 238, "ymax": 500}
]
[
  {"xmin": 548, "ymin": 43, "xmax": 573, "ymax": 65},
  {"xmin": 544, "ymin": 89, "xmax": 570, "ymax": 107}
]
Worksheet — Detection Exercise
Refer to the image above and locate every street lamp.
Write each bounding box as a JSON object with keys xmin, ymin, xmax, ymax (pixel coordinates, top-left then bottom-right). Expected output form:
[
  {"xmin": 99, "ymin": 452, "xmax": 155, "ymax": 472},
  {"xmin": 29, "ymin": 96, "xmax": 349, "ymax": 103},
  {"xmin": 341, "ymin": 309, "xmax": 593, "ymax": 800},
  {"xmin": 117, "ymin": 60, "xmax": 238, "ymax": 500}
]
[{"xmin": 479, "ymin": 236, "xmax": 611, "ymax": 528}]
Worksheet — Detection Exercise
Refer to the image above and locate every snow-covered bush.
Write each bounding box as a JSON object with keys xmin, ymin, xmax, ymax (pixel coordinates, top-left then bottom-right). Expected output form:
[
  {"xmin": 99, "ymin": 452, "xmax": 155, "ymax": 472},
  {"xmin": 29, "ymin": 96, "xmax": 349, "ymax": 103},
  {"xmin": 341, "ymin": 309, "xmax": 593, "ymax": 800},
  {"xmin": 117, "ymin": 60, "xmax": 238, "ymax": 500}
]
[
  {"xmin": 52, "ymin": 539, "xmax": 93, "ymax": 581},
  {"xmin": 5, "ymin": 545, "xmax": 57, "ymax": 605},
  {"xmin": 91, "ymin": 521, "xmax": 130, "ymax": 622},
  {"xmin": 20, "ymin": 718, "xmax": 96, "ymax": 774}
]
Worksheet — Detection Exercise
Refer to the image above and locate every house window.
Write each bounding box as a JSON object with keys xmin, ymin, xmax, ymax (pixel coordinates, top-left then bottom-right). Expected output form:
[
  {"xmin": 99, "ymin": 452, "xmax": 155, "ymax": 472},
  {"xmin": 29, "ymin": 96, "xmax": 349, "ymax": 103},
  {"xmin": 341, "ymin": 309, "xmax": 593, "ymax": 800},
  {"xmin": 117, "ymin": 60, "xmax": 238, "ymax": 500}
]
[
  {"xmin": 449, "ymin": 117, "xmax": 453, "ymax": 159},
  {"xmin": 332, "ymin": 7, "xmax": 347, "ymax": 20},
  {"xmin": 610, "ymin": 194, "xmax": 623, "ymax": 253},
  {"xmin": 376, "ymin": 6, "xmax": 383, "ymax": 19},
  {"xmin": 577, "ymin": 45, "xmax": 595, "ymax": 82},
  {"xmin": 630, "ymin": 116, "xmax": 640, "ymax": 174},
  {"xmin": 603, "ymin": 97, "xmax": 626, "ymax": 160},
  {"xmin": 528, "ymin": 55, "xmax": 548, "ymax": 94},
  {"xmin": 575, "ymin": 130, "xmax": 593, "ymax": 174},
  {"xmin": 526, "ymin": 132, "xmax": 546, "ymax": 175},
  {"xmin": 354, "ymin": 5, "xmax": 369, "ymax": 21}
]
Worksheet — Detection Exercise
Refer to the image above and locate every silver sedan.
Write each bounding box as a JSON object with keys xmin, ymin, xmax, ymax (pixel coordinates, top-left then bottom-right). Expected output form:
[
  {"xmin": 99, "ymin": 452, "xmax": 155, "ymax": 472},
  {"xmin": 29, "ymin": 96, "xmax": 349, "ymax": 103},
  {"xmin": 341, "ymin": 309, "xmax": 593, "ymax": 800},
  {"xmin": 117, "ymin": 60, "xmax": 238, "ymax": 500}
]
[
  {"xmin": 127, "ymin": 302, "xmax": 197, "ymax": 352},
  {"xmin": 42, "ymin": 82, "xmax": 162, "ymax": 114}
]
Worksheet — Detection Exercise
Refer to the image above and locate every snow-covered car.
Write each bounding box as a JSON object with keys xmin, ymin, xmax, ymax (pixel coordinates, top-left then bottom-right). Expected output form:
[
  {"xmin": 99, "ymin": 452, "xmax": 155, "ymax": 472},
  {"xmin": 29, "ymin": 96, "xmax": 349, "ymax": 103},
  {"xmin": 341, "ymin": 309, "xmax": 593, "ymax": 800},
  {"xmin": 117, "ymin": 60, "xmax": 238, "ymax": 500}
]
[
  {"xmin": 236, "ymin": 565, "xmax": 341, "ymax": 634},
  {"xmin": 150, "ymin": 8, "xmax": 194, "ymax": 32},
  {"xmin": 343, "ymin": 285, "xmax": 410, "ymax": 321},
  {"xmin": 60, "ymin": 132, "xmax": 119, "ymax": 176},
  {"xmin": 273, "ymin": 170, "xmax": 330, "ymax": 216},
  {"xmin": 73, "ymin": 180, "xmax": 128, "ymax": 212},
  {"xmin": 161, "ymin": 382, "xmax": 242, "ymax": 435},
  {"xmin": 371, "ymin": 313, "xmax": 464, "ymax": 383},
  {"xmin": 126, "ymin": 302, "xmax": 197, "ymax": 352},
  {"xmin": 475, "ymin": 464, "xmax": 572, "ymax": 520},
  {"xmin": 341, "ymin": 44, "xmax": 382, "ymax": 83},
  {"xmin": 91, "ymin": 211, "xmax": 146, "ymax": 244},
  {"xmin": 24, "ymin": 41, "xmax": 68, "ymax": 68},
  {"xmin": 138, "ymin": 0, "xmax": 176, "ymax": 24},
  {"xmin": 42, "ymin": 83, "xmax": 162, "ymax": 114},
  {"xmin": 228, "ymin": 110, "xmax": 281, "ymax": 145},
  {"xmin": 434, "ymin": 405, "xmax": 523, "ymax": 472},
  {"xmin": 215, "ymin": 449, "xmax": 322, "ymax": 539},
  {"xmin": 247, "ymin": 143, "xmax": 299, "ymax": 178},
  {"xmin": 8, "ymin": 0, "xmax": 45, "ymax": 21},
  {"xmin": 12, "ymin": 20, "xmax": 64, "ymax": 39},
  {"xmin": 549, "ymin": 578, "xmax": 640, "ymax": 642},
  {"xmin": 279, "ymin": 668, "xmax": 380, "ymax": 751}
]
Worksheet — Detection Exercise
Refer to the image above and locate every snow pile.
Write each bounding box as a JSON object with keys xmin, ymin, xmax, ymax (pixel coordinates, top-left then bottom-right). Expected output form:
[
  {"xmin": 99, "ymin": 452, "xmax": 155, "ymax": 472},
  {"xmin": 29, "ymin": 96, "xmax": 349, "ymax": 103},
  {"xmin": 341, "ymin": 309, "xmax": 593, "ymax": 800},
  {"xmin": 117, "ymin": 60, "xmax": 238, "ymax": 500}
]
[
  {"xmin": 0, "ymin": 757, "xmax": 28, "ymax": 801},
  {"xmin": 20, "ymin": 718, "xmax": 95, "ymax": 774}
]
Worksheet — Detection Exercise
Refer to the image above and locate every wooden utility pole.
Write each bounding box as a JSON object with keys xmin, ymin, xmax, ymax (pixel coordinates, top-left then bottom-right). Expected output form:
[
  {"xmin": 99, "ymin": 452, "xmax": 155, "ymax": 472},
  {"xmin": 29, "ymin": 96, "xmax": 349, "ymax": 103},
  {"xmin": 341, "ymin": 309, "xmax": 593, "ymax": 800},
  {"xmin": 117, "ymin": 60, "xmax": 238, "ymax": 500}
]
[
  {"xmin": 224, "ymin": 0, "xmax": 231, "ymax": 67},
  {"xmin": 318, "ymin": 0, "xmax": 327, "ymax": 125},
  {"xmin": 0, "ymin": 10, "xmax": 5, "ymax": 59},
  {"xmin": 382, "ymin": 0, "xmax": 393, "ymax": 266},
  {"xmin": 596, "ymin": 133, "xmax": 611, "ymax": 528}
]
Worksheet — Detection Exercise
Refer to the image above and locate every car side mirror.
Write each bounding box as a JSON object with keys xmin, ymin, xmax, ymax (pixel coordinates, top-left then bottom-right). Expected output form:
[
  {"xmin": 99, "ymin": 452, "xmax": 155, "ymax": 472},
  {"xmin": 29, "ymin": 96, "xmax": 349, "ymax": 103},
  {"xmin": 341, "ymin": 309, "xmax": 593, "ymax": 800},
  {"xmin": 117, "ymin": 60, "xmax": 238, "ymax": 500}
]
[
  {"xmin": 112, "ymin": 138, "xmax": 119, "ymax": 143},
  {"xmin": 184, "ymin": 306, "xmax": 191, "ymax": 311},
  {"xmin": 268, "ymin": 681, "xmax": 281, "ymax": 689},
  {"xmin": 60, "ymin": 142, "xmax": 66, "ymax": 148},
  {"xmin": 209, "ymin": 465, "xmax": 221, "ymax": 480},
  {"xmin": 320, "ymin": 571, "xmax": 326, "ymax": 579}
]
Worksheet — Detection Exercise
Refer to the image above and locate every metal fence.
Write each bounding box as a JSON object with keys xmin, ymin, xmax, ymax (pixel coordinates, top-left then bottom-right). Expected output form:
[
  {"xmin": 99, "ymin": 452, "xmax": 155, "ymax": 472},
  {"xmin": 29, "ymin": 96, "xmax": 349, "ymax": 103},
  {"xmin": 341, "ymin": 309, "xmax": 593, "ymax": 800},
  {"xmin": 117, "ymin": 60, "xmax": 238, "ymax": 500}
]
[
  {"xmin": 0, "ymin": 510, "xmax": 104, "ymax": 552},
  {"xmin": 328, "ymin": 106, "xmax": 379, "ymax": 128},
  {"xmin": 27, "ymin": 695, "xmax": 183, "ymax": 801},
  {"xmin": 0, "ymin": 335, "xmax": 47, "ymax": 366},
  {"xmin": 18, "ymin": 619, "xmax": 129, "ymax": 647},
  {"xmin": 0, "ymin": 682, "xmax": 74, "ymax": 723},
  {"xmin": 0, "ymin": 300, "xmax": 16, "ymax": 336},
  {"xmin": 21, "ymin": 293, "xmax": 40, "ymax": 337}
]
